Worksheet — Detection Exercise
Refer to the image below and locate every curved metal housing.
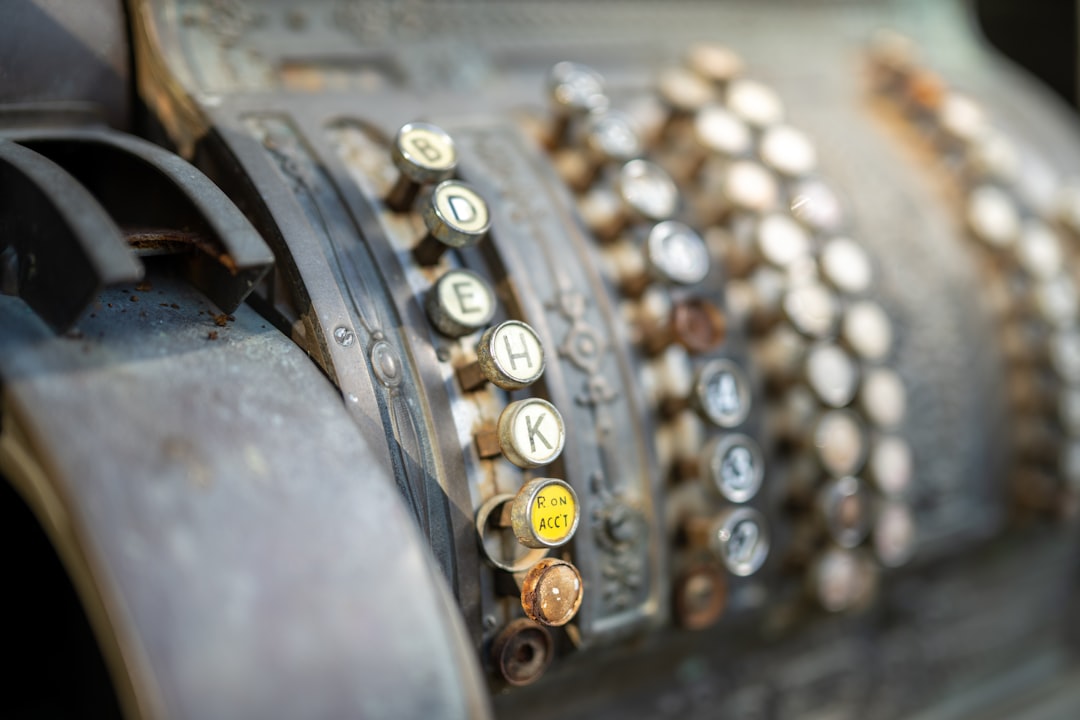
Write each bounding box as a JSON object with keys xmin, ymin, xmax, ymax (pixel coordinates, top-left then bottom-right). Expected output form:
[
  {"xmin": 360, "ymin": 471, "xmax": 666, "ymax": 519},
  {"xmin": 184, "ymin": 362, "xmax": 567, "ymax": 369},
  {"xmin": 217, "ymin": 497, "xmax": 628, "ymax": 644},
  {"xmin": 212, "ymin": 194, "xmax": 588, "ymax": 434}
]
[{"xmin": 2, "ymin": 0, "xmax": 1080, "ymax": 719}]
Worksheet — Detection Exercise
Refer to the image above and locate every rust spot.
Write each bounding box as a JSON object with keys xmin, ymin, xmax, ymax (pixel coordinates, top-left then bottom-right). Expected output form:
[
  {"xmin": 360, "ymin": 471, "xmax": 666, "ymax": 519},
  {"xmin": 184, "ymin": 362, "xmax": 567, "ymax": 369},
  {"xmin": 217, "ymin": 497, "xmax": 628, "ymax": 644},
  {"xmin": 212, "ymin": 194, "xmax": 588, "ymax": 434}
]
[
  {"xmin": 673, "ymin": 565, "xmax": 727, "ymax": 631},
  {"xmin": 491, "ymin": 619, "xmax": 553, "ymax": 687},
  {"xmin": 213, "ymin": 314, "xmax": 229, "ymax": 327},
  {"xmin": 136, "ymin": 281, "xmax": 152, "ymax": 292},
  {"xmin": 125, "ymin": 228, "xmax": 240, "ymax": 276},
  {"xmin": 207, "ymin": 331, "xmax": 219, "ymax": 340},
  {"xmin": 130, "ymin": 295, "xmax": 139, "ymax": 302},
  {"xmin": 475, "ymin": 427, "xmax": 501, "ymax": 458},
  {"xmin": 218, "ymin": 253, "xmax": 238, "ymax": 274}
]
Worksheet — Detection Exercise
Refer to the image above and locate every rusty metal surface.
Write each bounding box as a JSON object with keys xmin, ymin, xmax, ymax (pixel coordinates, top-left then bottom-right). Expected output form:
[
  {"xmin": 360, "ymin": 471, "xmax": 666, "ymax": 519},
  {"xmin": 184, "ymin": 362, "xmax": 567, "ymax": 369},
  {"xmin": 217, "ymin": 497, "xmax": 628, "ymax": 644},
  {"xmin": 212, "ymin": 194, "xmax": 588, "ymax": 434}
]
[
  {"xmin": 0, "ymin": 127, "xmax": 274, "ymax": 332},
  {"xmin": 0, "ymin": 274, "xmax": 490, "ymax": 719}
]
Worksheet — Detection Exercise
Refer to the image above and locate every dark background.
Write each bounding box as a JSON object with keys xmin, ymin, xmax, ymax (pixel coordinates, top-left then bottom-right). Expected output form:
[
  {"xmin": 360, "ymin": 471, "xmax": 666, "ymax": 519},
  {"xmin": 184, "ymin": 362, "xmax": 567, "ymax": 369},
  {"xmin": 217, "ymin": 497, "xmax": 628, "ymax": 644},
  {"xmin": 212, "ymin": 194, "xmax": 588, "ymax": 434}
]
[{"xmin": 977, "ymin": 0, "xmax": 1078, "ymax": 111}]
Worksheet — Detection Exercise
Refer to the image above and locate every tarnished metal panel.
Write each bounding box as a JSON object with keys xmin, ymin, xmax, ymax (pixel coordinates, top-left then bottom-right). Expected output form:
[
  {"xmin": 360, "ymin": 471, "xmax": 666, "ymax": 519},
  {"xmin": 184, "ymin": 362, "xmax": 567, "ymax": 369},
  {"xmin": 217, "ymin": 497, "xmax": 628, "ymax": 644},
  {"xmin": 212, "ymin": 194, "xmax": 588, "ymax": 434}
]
[{"xmin": 0, "ymin": 276, "xmax": 490, "ymax": 719}]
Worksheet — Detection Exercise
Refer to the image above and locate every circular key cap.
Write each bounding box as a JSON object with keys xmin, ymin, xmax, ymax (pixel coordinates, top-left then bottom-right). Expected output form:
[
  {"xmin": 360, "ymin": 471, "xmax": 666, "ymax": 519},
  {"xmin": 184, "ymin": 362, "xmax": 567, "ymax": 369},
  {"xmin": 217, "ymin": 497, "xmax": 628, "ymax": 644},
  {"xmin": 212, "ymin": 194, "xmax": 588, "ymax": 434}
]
[
  {"xmin": 520, "ymin": 558, "xmax": 584, "ymax": 627},
  {"xmin": 476, "ymin": 320, "xmax": 546, "ymax": 390},
  {"xmin": 693, "ymin": 358, "xmax": 752, "ymax": 427},
  {"xmin": 415, "ymin": 180, "xmax": 491, "ymax": 264},
  {"xmin": 701, "ymin": 433, "xmax": 765, "ymax": 503},
  {"xmin": 818, "ymin": 476, "xmax": 872, "ymax": 548},
  {"xmin": 510, "ymin": 477, "xmax": 580, "ymax": 548},
  {"xmin": 645, "ymin": 220, "xmax": 711, "ymax": 286},
  {"xmin": 386, "ymin": 121, "xmax": 458, "ymax": 210},
  {"xmin": 425, "ymin": 268, "xmax": 496, "ymax": 337},
  {"xmin": 710, "ymin": 507, "xmax": 770, "ymax": 577},
  {"xmin": 498, "ymin": 399, "xmax": 566, "ymax": 469}
]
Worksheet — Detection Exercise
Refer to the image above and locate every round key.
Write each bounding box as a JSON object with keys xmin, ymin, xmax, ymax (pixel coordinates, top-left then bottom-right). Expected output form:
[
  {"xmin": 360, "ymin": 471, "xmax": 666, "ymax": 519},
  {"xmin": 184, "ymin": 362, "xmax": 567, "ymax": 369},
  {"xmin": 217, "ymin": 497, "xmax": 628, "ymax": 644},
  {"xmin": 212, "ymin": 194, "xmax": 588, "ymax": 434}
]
[
  {"xmin": 386, "ymin": 121, "xmax": 458, "ymax": 211},
  {"xmin": 756, "ymin": 213, "xmax": 812, "ymax": 269},
  {"xmin": 425, "ymin": 268, "xmax": 495, "ymax": 337},
  {"xmin": 759, "ymin": 125, "xmax": 817, "ymax": 178},
  {"xmin": 584, "ymin": 110, "xmax": 643, "ymax": 165},
  {"xmin": 549, "ymin": 61, "xmax": 608, "ymax": 117},
  {"xmin": 868, "ymin": 435, "xmax": 914, "ymax": 495},
  {"xmin": 790, "ymin": 179, "xmax": 845, "ymax": 233},
  {"xmin": 938, "ymin": 92, "xmax": 988, "ymax": 145},
  {"xmin": 510, "ymin": 477, "xmax": 580, "ymax": 548},
  {"xmin": 701, "ymin": 433, "xmax": 765, "ymax": 503},
  {"xmin": 693, "ymin": 358, "xmax": 752, "ymax": 427},
  {"xmin": 842, "ymin": 301, "xmax": 893, "ymax": 361},
  {"xmin": 710, "ymin": 507, "xmax": 770, "ymax": 577},
  {"xmin": 818, "ymin": 476, "xmax": 872, "ymax": 548},
  {"xmin": 860, "ymin": 367, "xmax": 907, "ymax": 428},
  {"xmin": 474, "ymin": 320, "xmax": 546, "ymax": 390},
  {"xmin": 546, "ymin": 61, "xmax": 608, "ymax": 149},
  {"xmin": 1016, "ymin": 220, "xmax": 1064, "ymax": 280},
  {"xmin": 784, "ymin": 283, "xmax": 839, "ymax": 340},
  {"xmin": 874, "ymin": 502, "xmax": 916, "ymax": 567},
  {"xmin": 693, "ymin": 105, "xmax": 752, "ymax": 158},
  {"xmin": 646, "ymin": 298, "xmax": 727, "ymax": 356},
  {"xmin": 520, "ymin": 558, "xmax": 584, "ymax": 627},
  {"xmin": 820, "ymin": 238, "xmax": 873, "ymax": 295},
  {"xmin": 966, "ymin": 130, "xmax": 1020, "ymax": 182},
  {"xmin": 617, "ymin": 159, "xmax": 680, "ymax": 222},
  {"xmin": 415, "ymin": 180, "xmax": 491, "ymax": 265},
  {"xmin": 673, "ymin": 565, "xmax": 728, "ymax": 630},
  {"xmin": 645, "ymin": 220, "xmax": 711, "ymax": 286},
  {"xmin": 810, "ymin": 547, "xmax": 877, "ymax": 613},
  {"xmin": 685, "ymin": 43, "xmax": 744, "ymax": 86},
  {"xmin": 805, "ymin": 343, "xmax": 858, "ymax": 408},
  {"xmin": 1034, "ymin": 275, "xmax": 1079, "ymax": 327},
  {"xmin": 814, "ymin": 409, "xmax": 868, "ymax": 478},
  {"xmin": 498, "ymin": 399, "xmax": 566, "ymax": 469},
  {"xmin": 658, "ymin": 66, "xmax": 716, "ymax": 114},
  {"xmin": 721, "ymin": 160, "xmax": 778, "ymax": 215},
  {"xmin": 967, "ymin": 185, "xmax": 1019, "ymax": 248},
  {"xmin": 726, "ymin": 79, "xmax": 784, "ymax": 128}
]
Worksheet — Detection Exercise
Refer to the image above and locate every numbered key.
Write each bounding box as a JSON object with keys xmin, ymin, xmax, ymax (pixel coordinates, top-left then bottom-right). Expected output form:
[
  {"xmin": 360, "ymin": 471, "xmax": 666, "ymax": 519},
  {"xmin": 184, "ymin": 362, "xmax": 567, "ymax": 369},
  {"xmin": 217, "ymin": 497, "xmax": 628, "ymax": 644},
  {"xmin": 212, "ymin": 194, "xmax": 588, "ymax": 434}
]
[
  {"xmin": 692, "ymin": 358, "xmax": 752, "ymax": 427},
  {"xmin": 547, "ymin": 61, "xmax": 608, "ymax": 148},
  {"xmin": 622, "ymin": 221, "xmax": 711, "ymax": 296},
  {"xmin": 701, "ymin": 433, "xmax": 765, "ymax": 503},
  {"xmin": 710, "ymin": 507, "xmax": 770, "ymax": 577}
]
